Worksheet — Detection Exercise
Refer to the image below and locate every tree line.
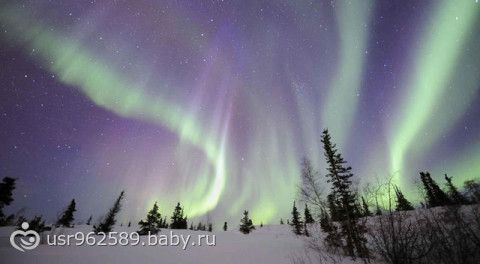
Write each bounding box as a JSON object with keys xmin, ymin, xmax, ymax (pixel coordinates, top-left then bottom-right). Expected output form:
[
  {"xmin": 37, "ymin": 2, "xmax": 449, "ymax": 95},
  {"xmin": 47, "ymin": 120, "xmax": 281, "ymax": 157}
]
[
  {"xmin": 1, "ymin": 128, "xmax": 480, "ymax": 264},
  {"xmin": 0, "ymin": 179, "xmax": 246, "ymax": 235},
  {"xmin": 296, "ymin": 129, "xmax": 480, "ymax": 264}
]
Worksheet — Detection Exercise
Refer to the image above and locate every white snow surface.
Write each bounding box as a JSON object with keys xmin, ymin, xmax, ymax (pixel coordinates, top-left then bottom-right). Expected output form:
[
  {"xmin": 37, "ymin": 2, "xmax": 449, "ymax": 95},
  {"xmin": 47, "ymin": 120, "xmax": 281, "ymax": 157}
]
[{"xmin": 0, "ymin": 224, "xmax": 363, "ymax": 264}]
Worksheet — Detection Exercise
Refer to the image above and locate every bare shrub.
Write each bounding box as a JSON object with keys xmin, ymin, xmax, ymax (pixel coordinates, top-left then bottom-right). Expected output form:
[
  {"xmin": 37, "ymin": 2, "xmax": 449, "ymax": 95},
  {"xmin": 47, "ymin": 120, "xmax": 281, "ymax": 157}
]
[
  {"xmin": 366, "ymin": 176, "xmax": 480, "ymax": 264},
  {"xmin": 301, "ymin": 224, "xmax": 356, "ymax": 264},
  {"xmin": 367, "ymin": 210, "xmax": 433, "ymax": 264},
  {"xmin": 298, "ymin": 158, "xmax": 327, "ymax": 216},
  {"xmin": 366, "ymin": 178, "xmax": 434, "ymax": 264},
  {"xmin": 290, "ymin": 248, "xmax": 340, "ymax": 264},
  {"xmin": 421, "ymin": 205, "xmax": 480, "ymax": 264}
]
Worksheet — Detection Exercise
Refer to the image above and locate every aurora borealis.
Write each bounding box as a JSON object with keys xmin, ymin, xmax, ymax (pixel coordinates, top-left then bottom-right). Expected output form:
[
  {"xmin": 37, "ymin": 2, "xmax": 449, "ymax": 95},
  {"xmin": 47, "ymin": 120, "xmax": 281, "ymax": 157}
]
[{"xmin": 1, "ymin": 0, "xmax": 479, "ymax": 225}]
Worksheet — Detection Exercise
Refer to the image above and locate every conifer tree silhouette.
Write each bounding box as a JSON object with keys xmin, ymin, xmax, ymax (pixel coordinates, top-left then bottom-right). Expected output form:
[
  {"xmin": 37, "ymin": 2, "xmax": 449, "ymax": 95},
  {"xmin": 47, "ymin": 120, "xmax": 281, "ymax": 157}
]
[
  {"xmin": 444, "ymin": 174, "xmax": 468, "ymax": 205},
  {"xmin": 138, "ymin": 202, "xmax": 163, "ymax": 235},
  {"xmin": 290, "ymin": 201, "xmax": 303, "ymax": 235},
  {"xmin": 394, "ymin": 185, "xmax": 414, "ymax": 211},
  {"xmin": 304, "ymin": 204, "xmax": 315, "ymax": 223},
  {"xmin": 170, "ymin": 202, "xmax": 188, "ymax": 229},
  {"xmin": 56, "ymin": 199, "xmax": 76, "ymax": 227},
  {"xmin": 239, "ymin": 210, "xmax": 254, "ymax": 234},
  {"xmin": 94, "ymin": 191, "xmax": 125, "ymax": 234},
  {"xmin": 321, "ymin": 129, "xmax": 369, "ymax": 259}
]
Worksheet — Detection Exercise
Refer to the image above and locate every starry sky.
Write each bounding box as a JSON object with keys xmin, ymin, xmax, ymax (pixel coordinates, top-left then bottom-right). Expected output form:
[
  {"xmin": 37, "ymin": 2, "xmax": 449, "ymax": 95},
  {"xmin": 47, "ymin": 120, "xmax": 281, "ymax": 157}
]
[{"xmin": 0, "ymin": 0, "xmax": 479, "ymax": 225}]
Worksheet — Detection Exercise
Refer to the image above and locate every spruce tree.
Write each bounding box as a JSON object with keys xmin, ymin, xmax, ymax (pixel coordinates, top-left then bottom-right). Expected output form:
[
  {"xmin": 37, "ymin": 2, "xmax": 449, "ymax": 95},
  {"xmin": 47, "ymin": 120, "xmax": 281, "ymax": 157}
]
[
  {"xmin": 248, "ymin": 219, "xmax": 255, "ymax": 230},
  {"xmin": 464, "ymin": 180, "xmax": 480, "ymax": 203},
  {"xmin": 420, "ymin": 172, "xmax": 435, "ymax": 207},
  {"xmin": 27, "ymin": 215, "xmax": 48, "ymax": 233},
  {"xmin": 138, "ymin": 202, "xmax": 162, "ymax": 235},
  {"xmin": 1, "ymin": 214, "xmax": 14, "ymax": 226},
  {"xmin": 208, "ymin": 223, "xmax": 213, "ymax": 232},
  {"xmin": 16, "ymin": 216, "xmax": 27, "ymax": 227},
  {"xmin": 94, "ymin": 191, "xmax": 125, "ymax": 234},
  {"xmin": 128, "ymin": 221, "xmax": 131, "ymax": 227},
  {"xmin": 290, "ymin": 201, "xmax": 303, "ymax": 235},
  {"xmin": 280, "ymin": 218, "xmax": 284, "ymax": 225},
  {"xmin": 320, "ymin": 209, "xmax": 342, "ymax": 248},
  {"xmin": 0, "ymin": 177, "xmax": 16, "ymax": 208},
  {"xmin": 239, "ymin": 210, "xmax": 254, "ymax": 234},
  {"xmin": 0, "ymin": 177, "xmax": 16, "ymax": 224},
  {"xmin": 319, "ymin": 210, "xmax": 332, "ymax": 233},
  {"xmin": 56, "ymin": 199, "xmax": 76, "ymax": 227},
  {"xmin": 375, "ymin": 199, "xmax": 382, "ymax": 215},
  {"xmin": 321, "ymin": 129, "xmax": 369, "ymax": 259},
  {"xmin": 223, "ymin": 221, "xmax": 227, "ymax": 231},
  {"xmin": 162, "ymin": 216, "xmax": 168, "ymax": 228},
  {"xmin": 170, "ymin": 202, "xmax": 187, "ymax": 229},
  {"xmin": 420, "ymin": 172, "xmax": 451, "ymax": 207},
  {"xmin": 394, "ymin": 185, "xmax": 414, "ymax": 211},
  {"xmin": 361, "ymin": 197, "xmax": 371, "ymax": 217},
  {"xmin": 327, "ymin": 193, "xmax": 340, "ymax": 221},
  {"xmin": 86, "ymin": 215, "xmax": 92, "ymax": 225},
  {"xmin": 431, "ymin": 175, "xmax": 451, "ymax": 206},
  {"xmin": 304, "ymin": 204, "xmax": 314, "ymax": 223},
  {"xmin": 197, "ymin": 222, "xmax": 206, "ymax": 231},
  {"xmin": 444, "ymin": 174, "xmax": 468, "ymax": 205},
  {"xmin": 353, "ymin": 201, "xmax": 363, "ymax": 218}
]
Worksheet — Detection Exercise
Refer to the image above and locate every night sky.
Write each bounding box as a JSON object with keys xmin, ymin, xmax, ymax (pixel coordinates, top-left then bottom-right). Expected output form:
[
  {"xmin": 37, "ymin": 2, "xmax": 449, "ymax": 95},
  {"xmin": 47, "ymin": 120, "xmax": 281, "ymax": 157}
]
[{"xmin": 1, "ymin": 0, "xmax": 479, "ymax": 225}]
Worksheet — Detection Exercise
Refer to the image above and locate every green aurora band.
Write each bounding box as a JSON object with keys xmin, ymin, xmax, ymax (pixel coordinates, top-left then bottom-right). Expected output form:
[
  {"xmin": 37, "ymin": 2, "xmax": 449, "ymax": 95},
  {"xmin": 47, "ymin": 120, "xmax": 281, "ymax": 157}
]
[
  {"xmin": 389, "ymin": 0, "xmax": 479, "ymax": 190},
  {"xmin": 0, "ymin": 5, "xmax": 227, "ymax": 218},
  {"xmin": 2, "ymin": 1, "xmax": 480, "ymax": 222},
  {"xmin": 322, "ymin": 0, "xmax": 373, "ymax": 150},
  {"xmin": 436, "ymin": 143, "xmax": 480, "ymax": 186}
]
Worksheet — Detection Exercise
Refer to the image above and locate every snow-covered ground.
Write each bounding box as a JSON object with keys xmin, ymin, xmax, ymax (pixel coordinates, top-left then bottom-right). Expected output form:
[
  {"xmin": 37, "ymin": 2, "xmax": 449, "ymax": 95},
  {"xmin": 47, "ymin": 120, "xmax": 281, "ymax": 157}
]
[{"xmin": 0, "ymin": 224, "xmax": 360, "ymax": 264}]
